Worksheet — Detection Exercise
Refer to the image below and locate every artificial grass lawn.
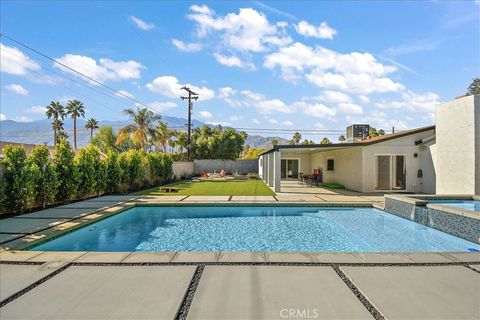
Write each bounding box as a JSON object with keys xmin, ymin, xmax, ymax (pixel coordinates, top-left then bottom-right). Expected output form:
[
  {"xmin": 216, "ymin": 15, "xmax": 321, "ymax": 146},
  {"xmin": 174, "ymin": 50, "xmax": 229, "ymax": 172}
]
[{"xmin": 134, "ymin": 179, "xmax": 276, "ymax": 196}]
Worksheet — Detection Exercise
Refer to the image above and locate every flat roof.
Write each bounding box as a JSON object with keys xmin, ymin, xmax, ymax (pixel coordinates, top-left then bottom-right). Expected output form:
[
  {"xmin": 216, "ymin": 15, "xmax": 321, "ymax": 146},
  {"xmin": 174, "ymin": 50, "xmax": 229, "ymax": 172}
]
[{"xmin": 260, "ymin": 125, "xmax": 435, "ymax": 156}]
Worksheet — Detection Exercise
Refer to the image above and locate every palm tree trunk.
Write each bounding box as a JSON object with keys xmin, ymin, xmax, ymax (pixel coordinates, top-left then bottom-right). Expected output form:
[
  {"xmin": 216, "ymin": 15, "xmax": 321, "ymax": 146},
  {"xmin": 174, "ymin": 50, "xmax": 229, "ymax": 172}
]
[
  {"xmin": 54, "ymin": 129, "xmax": 57, "ymax": 148},
  {"xmin": 73, "ymin": 115, "xmax": 77, "ymax": 149},
  {"xmin": 90, "ymin": 129, "xmax": 93, "ymax": 140}
]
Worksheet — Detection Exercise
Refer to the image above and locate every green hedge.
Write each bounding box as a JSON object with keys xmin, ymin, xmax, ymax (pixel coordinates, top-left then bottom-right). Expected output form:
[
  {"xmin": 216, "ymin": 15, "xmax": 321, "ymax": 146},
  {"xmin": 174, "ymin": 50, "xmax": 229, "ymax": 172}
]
[{"xmin": 0, "ymin": 139, "xmax": 174, "ymax": 214}]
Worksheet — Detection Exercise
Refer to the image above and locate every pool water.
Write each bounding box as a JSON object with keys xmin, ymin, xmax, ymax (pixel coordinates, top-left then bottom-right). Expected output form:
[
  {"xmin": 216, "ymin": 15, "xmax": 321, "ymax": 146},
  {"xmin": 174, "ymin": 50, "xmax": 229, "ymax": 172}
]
[
  {"xmin": 429, "ymin": 200, "xmax": 480, "ymax": 212},
  {"xmin": 31, "ymin": 206, "xmax": 480, "ymax": 252}
]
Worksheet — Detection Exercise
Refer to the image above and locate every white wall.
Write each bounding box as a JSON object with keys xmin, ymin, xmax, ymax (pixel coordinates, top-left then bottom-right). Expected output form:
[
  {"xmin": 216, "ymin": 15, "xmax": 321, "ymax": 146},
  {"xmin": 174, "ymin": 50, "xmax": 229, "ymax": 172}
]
[
  {"xmin": 310, "ymin": 147, "xmax": 364, "ymax": 192},
  {"xmin": 280, "ymin": 152, "xmax": 311, "ymax": 176},
  {"xmin": 435, "ymin": 95, "xmax": 479, "ymax": 194},
  {"xmin": 361, "ymin": 129, "xmax": 435, "ymax": 193}
]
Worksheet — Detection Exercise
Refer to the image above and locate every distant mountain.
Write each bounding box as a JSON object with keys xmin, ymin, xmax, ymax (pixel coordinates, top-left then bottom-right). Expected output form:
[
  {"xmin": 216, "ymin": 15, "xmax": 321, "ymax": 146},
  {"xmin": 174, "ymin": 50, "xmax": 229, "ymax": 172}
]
[
  {"xmin": 0, "ymin": 118, "xmax": 285, "ymax": 150},
  {"xmin": 0, "ymin": 116, "xmax": 204, "ymax": 147}
]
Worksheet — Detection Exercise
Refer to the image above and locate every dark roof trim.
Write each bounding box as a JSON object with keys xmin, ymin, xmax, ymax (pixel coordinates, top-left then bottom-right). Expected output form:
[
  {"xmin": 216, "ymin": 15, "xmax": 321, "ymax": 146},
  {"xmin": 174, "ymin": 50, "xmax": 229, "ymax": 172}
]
[{"xmin": 259, "ymin": 125, "xmax": 435, "ymax": 156}]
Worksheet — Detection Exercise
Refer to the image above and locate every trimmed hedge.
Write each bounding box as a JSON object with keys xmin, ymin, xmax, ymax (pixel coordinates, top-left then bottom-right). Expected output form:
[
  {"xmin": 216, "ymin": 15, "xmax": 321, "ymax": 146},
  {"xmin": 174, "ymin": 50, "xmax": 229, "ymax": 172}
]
[{"xmin": 0, "ymin": 140, "xmax": 174, "ymax": 214}]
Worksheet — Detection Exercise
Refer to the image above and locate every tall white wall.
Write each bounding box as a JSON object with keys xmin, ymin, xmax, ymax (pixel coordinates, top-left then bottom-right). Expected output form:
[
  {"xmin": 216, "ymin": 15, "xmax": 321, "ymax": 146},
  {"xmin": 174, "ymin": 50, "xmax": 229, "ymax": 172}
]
[{"xmin": 435, "ymin": 95, "xmax": 479, "ymax": 194}]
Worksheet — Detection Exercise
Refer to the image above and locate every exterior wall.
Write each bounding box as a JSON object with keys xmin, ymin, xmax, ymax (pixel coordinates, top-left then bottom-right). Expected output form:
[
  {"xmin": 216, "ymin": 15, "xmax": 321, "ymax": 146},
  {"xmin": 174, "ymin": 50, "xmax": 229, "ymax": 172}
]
[
  {"xmin": 435, "ymin": 95, "xmax": 479, "ymax": 194},
  {"xmin": 309, "ymin": 147, "xmax": 363, "ymax": 192},
  {"xmin": 419, "ymin": 141, "xmax": 436, "ymax": 194},
  {"xmin": 280, "ymin": 152, "xmax": 311, "ymax": 177},
  {"xmin": 193, "ymin": 159, "xmax": 258, "ymax": 175},
  {"xmin": 172, "ymin": 162, "xmax": 194, "ymax": 179},
  {"xmin": 361, "ymin": 129, "xmax": 435, "ymax": 193}
]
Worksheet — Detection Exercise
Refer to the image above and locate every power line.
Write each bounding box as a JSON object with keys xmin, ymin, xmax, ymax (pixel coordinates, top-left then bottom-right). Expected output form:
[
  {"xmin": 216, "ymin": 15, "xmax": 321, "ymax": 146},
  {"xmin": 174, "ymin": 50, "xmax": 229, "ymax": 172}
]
[{"xmin": 0, "ymin": 33, "xmax": 162, "ymax": 116}]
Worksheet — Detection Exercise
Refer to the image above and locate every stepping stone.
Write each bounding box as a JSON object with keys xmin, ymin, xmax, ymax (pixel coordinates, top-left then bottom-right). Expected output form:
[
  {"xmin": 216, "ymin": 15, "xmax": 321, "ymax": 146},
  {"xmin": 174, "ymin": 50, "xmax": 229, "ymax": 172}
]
[
  {"xmin": 188, "ymin": 266, "xmax": 371, "ymax": 319},
  {"xmin": 0, "ymin": 265, "xmax": 196, "ymax": 319},
  {"xmin": 341, "ymin": 266, "xmax": 480, "ymax": 319},
  {"xmin": 0, "ymin": 218, "xmax": 68, "ymax": 234},
  {"xmin": 0, "ymin": 233, "xmax": 24, "ymax": 245},
  {"xmin": 0, "ymin": 264, "xmax": 60, "ymax": 301}
]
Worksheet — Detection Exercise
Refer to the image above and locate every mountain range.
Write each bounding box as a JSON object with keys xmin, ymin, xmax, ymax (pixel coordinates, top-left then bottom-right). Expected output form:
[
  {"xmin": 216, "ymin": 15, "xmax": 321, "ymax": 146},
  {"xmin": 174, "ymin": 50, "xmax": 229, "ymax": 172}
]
[{"xmin": 0, "ymin": 117, "xmax": 288, "ymax": 150}]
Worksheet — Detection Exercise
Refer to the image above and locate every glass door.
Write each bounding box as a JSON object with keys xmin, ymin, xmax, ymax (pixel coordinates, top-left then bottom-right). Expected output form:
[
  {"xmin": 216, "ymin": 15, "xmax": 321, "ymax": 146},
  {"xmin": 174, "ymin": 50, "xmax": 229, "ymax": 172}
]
[
  {"xmin": 281, "ymin": 159, "xmax": 299, "ymax": 179},
  {"xmin": 375, "ymin": 155, "xmax": 406, "ymax": 191}
]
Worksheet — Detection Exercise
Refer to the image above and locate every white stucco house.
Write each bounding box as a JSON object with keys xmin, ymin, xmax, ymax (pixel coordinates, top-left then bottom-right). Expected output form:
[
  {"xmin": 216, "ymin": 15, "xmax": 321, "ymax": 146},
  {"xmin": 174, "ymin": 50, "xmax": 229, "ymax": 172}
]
[{"xmin": 259, "ymin": 94, "xmax": 479, "ymax": 195}]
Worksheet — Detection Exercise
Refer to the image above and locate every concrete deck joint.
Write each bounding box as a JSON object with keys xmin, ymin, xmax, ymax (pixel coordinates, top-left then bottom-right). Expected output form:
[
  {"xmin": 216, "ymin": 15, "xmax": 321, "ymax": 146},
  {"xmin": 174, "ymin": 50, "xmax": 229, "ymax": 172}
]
[
  {"xmin": 332, "ymin": 265, "xmax": 385, "ymax": 320},
  {"xmin": 175, "ymin": 265, "xmax": 205, "ymax": 320},
  {"xmin": 0, "ymin": 263, "xmax": 72, "ymax": 308}
]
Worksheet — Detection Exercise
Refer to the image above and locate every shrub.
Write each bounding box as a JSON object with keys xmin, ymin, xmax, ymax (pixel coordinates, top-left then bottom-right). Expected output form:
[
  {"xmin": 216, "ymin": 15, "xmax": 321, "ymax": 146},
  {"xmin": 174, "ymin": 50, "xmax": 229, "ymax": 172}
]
[
  {"xmin": 29, "ymin": 145, "xmax": 59, "ymax": 208},
  {"xmin": 147, "ymin": 152, "xmax": 165, "ymax": 185},
  {"xmin": 247, "ymin": 172, "xmax": 260, "ymax": 180},
  {"xmin": 54, "ymin": 139, "xmax": 78, "ymax": 202},
  {"xmin": 75, "ymin": 145, "xmax": 102, "ymax": 197},
  {"xmin": 1, "ymin": 145, "xmax": 35, "ymax": 213},
  {"xmin": 105, "ymin": 152, "xmax": 121, "ymax": 193},
  {"xmin": 162, "ymin": 153, "xmax": 173, "ymax": 182},
  {"xmin": 118, "ymin": 149, "xmax": 144, "ymax": 190}
]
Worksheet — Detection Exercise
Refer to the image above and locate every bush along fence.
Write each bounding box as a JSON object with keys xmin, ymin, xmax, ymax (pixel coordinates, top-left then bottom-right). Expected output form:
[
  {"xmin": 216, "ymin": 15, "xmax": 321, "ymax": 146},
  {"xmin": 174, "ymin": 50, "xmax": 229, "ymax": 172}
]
[{"xmin": 0, "ymin": 139, "xmax": 173, "ymax": 215}]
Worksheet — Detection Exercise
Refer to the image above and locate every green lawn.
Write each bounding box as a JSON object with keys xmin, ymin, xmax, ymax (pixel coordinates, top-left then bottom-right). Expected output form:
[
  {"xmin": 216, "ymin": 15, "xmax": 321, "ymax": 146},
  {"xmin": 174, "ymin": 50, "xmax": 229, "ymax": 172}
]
[{"xmin": 134, "ymin": 179, "xmax": 275, "ymax": 196}]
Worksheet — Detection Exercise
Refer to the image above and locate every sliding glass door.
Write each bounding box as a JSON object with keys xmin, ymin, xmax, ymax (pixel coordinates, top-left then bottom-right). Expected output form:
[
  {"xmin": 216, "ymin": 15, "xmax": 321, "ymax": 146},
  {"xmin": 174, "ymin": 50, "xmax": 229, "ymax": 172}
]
[
  {"xmin": 375, "ymin": 155, "xmax": 406, "ymax": 191},
  {"xmin": 281, "ymin": 159, "xmax": 299, "ymax": 179}
]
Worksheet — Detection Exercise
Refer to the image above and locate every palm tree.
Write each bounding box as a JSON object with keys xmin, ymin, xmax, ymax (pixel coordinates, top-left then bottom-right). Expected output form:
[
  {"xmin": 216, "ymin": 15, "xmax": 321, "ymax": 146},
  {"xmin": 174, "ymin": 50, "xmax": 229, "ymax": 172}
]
[
  {"xmin": 116, "ymin": 107, "xmax": 161, "ymax": 151},
  {"xmin": 154, "ymin": 121, "xmax": 171, "ymax": 152},
  {"xmin": 338, "ymin": 135, "xmax": 346, "ymax": 143},
  {"xmin": 289, "ymin": 132, "xmax": 302, "ymax": 145},
  {"xmin": 66, "ymin": 100, "xmax": 85, "ymax": 149},
  {"xmin": 271, "ymin": 138, "xmax": 278, "ymax": 147},
  {"xmin": 45, "ymin": 101, "xmax": 66, "ymax": 148},
  {"xmin": 85, "ymin": 118, "xmax": 99, "ymax": 140},
  {"xmin": 175, "ymin": 130, "xmax": 187, "ymax": 154},
  {"xmin": 320, "ymin": 137, "xmax": 331, "ymax": 144}
]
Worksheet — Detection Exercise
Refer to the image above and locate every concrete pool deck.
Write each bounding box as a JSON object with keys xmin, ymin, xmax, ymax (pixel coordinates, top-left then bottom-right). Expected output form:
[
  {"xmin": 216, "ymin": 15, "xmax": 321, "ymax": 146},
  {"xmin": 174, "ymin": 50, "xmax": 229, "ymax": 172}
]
[{"xmin": 0, "ymin": 195, "xmax": 479, "ymax": 319}]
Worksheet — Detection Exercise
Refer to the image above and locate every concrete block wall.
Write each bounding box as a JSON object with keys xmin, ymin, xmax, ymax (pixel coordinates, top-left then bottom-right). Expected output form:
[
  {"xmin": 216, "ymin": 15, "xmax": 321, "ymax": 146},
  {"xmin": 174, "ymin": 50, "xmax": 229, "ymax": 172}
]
[
  {"xmin": 172, "ymin": 162, "xmax": 195, "ymax": 179},
  {"xmin": 193, "ymin": 159, "xmax": 258, "ymax": 175}
]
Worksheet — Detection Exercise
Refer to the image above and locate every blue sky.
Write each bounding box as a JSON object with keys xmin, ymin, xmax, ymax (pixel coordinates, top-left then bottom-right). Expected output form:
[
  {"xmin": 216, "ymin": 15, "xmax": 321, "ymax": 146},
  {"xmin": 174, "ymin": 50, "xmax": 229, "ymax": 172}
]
[{"xmin": 1, "ymin": 1, "xmax": 479, "ymax": 140}]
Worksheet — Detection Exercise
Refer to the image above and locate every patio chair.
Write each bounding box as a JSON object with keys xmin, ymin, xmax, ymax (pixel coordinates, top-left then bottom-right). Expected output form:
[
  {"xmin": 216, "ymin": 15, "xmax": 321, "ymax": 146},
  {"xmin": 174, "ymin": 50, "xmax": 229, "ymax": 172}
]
[
  {"xmin": 298, "ymin": 173, "xmax": 305, "ymax": 185},
  {"xmin": 219, "ymin": 170, "xmax": 226, "ymax": 178}
]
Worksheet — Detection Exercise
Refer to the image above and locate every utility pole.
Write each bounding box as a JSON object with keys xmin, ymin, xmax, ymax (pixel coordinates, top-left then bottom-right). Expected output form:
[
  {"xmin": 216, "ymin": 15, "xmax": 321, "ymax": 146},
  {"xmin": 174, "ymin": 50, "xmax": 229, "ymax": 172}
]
[{"xmin": 181, "ymin": 86, "xmax": 199, "ymax": 162}]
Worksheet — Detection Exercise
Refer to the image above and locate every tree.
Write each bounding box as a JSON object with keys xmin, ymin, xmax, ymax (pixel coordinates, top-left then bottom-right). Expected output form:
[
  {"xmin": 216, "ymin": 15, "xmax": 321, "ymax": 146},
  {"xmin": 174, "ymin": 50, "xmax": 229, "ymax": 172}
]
[
  {"xmin": 242, "ymin": 146, "xmax": 265, "ymax": 159},
  {"xmin": 154, "ymin": 121, "xmax": 172, "ymax": 152},
  {"xmin": 378, "ymin": 129, "xmax": 386, "ymax": 136},
  {"xmin": 301, "ymin": 139, "xmax": 314, "ymax": 145},
  {"xmin": 191, "ymin": 125, "xmax": 247, "ymax": 160},
  {"xmin": 29, "ymin": 145, "xmax": 59, "ymax": 208},
  {"xmin": 91, "ymin": 126, "xmax": 118, "ymax": 154},
  {"xmin": 117, "ymin": 107, "xmax": 161, "ymax": 151},
  {"xmin": 369, "ymin": 127, "xmax": 379, "ymax": 138},
  {"xmin": 271, "ymin": 139, "xmax": 278, "ymax": 147},
  {"xmin": 46, "ymin": 101, "xmax": 66, "ymax": 148},
  {"xmin": 338, "ymin": 135, "xmax": 346, "ymax": 143},
  {"xmin": 289, "ymin": 132, "xmax": 302, "ymax": 145},
  {"xmin": 85, "ymin": 118, "xmax": 99, "ymax": 140},
  {"xmin": 0, "ymin": 145, "xmax": 35, "ymax": 213},
  {"xmin": 105, "ymin": 152, "xmax": 121, "ymax": 193},
  {"xmin": 66, "ymin": 100, "xmax": 86, "ymax": 149},
  {"xmin": 54, "ymin": 139, "xmax": 77, "ymax": 202},
  {"xmin": 467, "ymin": 78, "xmax": 480, "ymax": 95},
  {"xmin": 75, "ymin": 145, "xmax": 102, "ymax": 197},
  {"xmin": 320, "ymin": 137, "xmax": 331, "ymax": 144},
  {"xmin": 175, "ymin": 130, "xmax": 187, "ymax": 156}
]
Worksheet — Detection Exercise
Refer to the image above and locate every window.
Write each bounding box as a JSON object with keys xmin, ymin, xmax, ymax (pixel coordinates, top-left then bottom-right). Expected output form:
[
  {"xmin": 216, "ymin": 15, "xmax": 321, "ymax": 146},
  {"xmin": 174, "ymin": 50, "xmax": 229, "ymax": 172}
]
[{"xmin": 327, "ymin": 158, "xmax": 335, "ymax": 171}]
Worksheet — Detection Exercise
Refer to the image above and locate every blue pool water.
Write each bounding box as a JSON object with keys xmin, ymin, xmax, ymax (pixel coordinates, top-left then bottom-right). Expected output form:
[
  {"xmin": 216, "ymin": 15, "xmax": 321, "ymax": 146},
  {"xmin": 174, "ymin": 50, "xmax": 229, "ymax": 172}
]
[
  {"xmin": 31, "ymin": 206, "xmax": 479, "ymax": 252},
  {"xmin": 429, "ymin": 200, "xmax": 480, "ymax": 212}
]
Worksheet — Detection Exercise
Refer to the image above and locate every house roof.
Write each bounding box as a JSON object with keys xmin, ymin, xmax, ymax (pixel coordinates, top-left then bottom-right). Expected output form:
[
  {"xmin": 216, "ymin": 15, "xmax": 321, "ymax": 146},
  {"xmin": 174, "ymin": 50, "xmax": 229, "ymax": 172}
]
[{"xmin": 259, "ymin": 125, "xmax": 436, "ymax": 156}]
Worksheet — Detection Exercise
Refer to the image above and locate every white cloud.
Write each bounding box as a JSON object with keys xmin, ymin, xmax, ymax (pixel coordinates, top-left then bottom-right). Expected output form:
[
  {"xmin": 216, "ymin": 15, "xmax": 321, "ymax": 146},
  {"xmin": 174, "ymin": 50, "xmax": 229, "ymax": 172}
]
[
  {"xmin": 213, "ymin": 53, "xmax": 255, "ymax": 69},
  {"xmin": 257, "ymin": 99, "xmax": 293, "ymax": 114},
  {"xmin": 252, "ymin": 118, "xmax": 260, "ymax": 124},
  {"xmin": 292, "ymin": 101, "xmax": 336, "ymax": 118},
  {"xmin": 5, "ymin": 84, "xmax": 28, "ymax": 95},
  {"xmin": 218, "ymin": 87, "xmax": 236, "ymax": 99},
  {"xmin": 385, "ymin": 38, "xmax": 443, "ymax": 56},
  {"xmin": 375, "ymin": 90, "xmax": 440, "ymax": 115},
  {"xmin": 198, "ymin": 110, "xmax": 213, "ymax": 119},
  {"xmin": 0, "ymin": 113, "xmax": 6, "ymax": 120},
  {"xmin": 115, "ymin": 90, "xmax": 135, "ymax": 99},
  {"xmin": 13, "ymin": 116, "xmax": 32, "ymax": 122},
  {"xmin": 172, "ymin": 39, "xmax": 203, "ymax": 52},
  {"xmin": 129, "ymin": 16, "xmax": 155, "ymax": 30},
  {"xmin": 268, "ymin": 118, "xmax": 278, "ymax": 124},
  {"xmin": 316, "ymin": 90, "xmax": 352, "ymax": 104},
  {"xmin": 55, "ymin": 54, "xmax": 144, "ymax": 84},
  {"xmin": 146, "ymin": 75, "xmax": 215, "ymax": 101},
  {"xmin": 337, "ymin": 102, "xmax": 363, "ymax": 114},
  {"xmin": 282, "ymin": 120, "xmax": 294, "ymax": 126},
  {"xmin": 294, "ymin": 20, "xmax": 337, "ymax": 39},
  {"xmin": 187, "ymin": 5, "xmax": 291, "ymax": 53},
  {"xmin": 27, "ymin": 106, "xmax": 47, "ymax": 114},
  {"xmin": 358, "ymin": 95, "xmax": 370, "ymax": 104},
  {"xmin": 0, "ymin": 44, "xmax": 41, "ymax": 75},
  {"xmin": 264, "ymin": 42, "xmax": 403, "ymax": 94},
  {"xmin": 148, "ymin": 101, "xmax": 177, "ymax": 112},
  {"xmin": 241, "ymin": 90, "xmax": 265, "ymax": 102},
  {"xmin": 229, "ymin": 115, "xmax": 243, "ymax": 121}
]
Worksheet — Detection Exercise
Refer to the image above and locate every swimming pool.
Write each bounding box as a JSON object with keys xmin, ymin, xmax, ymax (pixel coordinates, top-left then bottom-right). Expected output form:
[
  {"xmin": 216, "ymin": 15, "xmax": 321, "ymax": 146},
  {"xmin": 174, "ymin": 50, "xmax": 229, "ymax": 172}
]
[
  {"xmin": 31, "ymin": 206, "xmax": 479, "ymax": 252},
  {"xmin": 429, "ymin": 200, "xmax": 480, "ymax": 212}
]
